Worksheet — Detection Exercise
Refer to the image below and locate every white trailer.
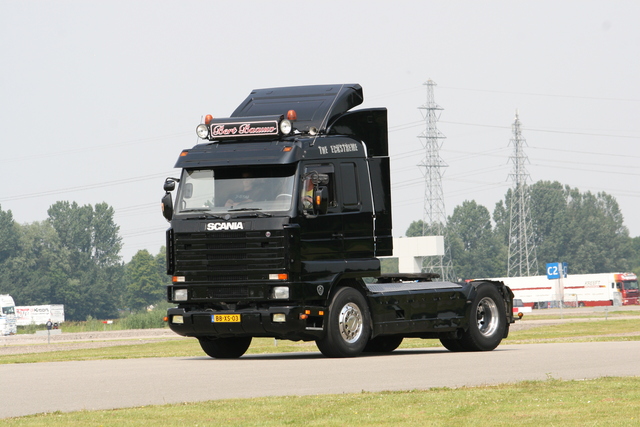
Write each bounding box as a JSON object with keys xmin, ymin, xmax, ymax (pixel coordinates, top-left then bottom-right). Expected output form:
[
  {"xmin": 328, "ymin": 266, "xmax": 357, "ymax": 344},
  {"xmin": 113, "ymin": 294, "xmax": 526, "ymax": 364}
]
[
  {"xmin": 15, "ymin": 305, "xmax": 65, "ymax": 326},
  {"xmin": 479, "ymin": 273, "xmax": 639, "ymax": 308},
  {"xmin": 0, "ymin": 295, "xmax": 17, "ymax": 335}
]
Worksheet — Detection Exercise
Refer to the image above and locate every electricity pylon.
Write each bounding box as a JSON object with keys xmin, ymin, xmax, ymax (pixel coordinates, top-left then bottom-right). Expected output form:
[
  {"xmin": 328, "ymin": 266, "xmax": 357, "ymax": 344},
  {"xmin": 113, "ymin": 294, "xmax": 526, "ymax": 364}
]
[
  {"xmin": 507, "ymin": 111, "xmax": 539, "ymax": 277},
  {"xmin": 417, "ymin": 79, "xmax": 455, "ymax": 281}
]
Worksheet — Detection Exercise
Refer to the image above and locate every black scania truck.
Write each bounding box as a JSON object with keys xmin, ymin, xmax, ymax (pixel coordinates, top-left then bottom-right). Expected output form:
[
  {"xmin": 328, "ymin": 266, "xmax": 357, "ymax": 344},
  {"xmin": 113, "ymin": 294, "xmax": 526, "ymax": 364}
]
[{"xmin": 161, "ymin": 84, "xmax": 515, "ymax": 358}]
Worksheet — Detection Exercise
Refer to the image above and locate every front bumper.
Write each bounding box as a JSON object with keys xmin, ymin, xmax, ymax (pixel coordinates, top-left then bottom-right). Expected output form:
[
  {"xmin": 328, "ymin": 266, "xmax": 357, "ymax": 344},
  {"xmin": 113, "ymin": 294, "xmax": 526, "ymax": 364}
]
[{"xmin": 166, "ymin": 305, "xmax": 325, "ymax": 341}]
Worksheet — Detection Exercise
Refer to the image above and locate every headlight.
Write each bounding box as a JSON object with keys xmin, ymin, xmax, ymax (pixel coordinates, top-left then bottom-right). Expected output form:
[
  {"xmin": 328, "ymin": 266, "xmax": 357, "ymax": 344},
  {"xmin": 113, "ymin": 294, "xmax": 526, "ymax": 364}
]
[
  {"xmin": 280, "ymin": 119, "xmax": 292, "ymax": 135},
  {"xmin": 174, "ymin": 288, "xmax": 188, "ymax": 301},
  {"xmin": 271, "ymin": 286, "xmax": 289, "ymax": 299},
  {"xmin": 172, "ymin": 315, "xmax": 184, "ymax": 324},
  {"xmin": 196, "ymin": 124, "xmax": 209, "ymax": 139},
  {"xmin": 272, "ymin": 313, "xmax": 286, "ymax": 323}
]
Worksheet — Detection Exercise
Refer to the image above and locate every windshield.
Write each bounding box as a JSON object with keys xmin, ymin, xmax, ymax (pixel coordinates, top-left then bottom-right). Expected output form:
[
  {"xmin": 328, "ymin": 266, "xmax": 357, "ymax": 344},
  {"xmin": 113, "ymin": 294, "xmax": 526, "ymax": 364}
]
[
  {"xmin": 175, "ymin": 167, "xmax": 296, "ymax": 214},
  {"xmin": 623, "ymin": 280, "xmax": 639, "ymax": 291}
]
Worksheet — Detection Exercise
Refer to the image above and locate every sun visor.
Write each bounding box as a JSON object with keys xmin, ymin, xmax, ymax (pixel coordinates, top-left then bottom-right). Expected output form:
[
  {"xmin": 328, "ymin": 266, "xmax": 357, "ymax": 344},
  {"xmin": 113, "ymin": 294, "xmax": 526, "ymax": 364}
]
[{"xmin": 230, "ymin": 84, "xmax": 363, "ymax": 134}]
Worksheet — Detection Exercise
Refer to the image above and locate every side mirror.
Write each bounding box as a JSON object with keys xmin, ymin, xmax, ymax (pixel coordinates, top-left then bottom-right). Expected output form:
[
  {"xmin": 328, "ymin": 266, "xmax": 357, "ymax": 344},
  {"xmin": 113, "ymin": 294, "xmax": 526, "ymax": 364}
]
[
  {"xmin": 164, "ymin": 180, "xmax": 176, "ymax": 192},
  {"xmin": 316, "ymin": 173, "xmax": 330, "ymax": 186},
  {"xmin": 315, "ymin": 186, "xmax": 329, "ymax": 215},
  {"xmin": 161, "ymin": 192, "xmax": 173, "ymax": 221}
]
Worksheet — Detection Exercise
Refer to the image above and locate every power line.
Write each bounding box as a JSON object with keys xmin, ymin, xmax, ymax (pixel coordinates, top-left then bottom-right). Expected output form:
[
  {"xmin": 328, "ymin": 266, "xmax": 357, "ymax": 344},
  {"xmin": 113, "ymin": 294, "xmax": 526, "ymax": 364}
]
[
  {"xmin": 0, "ymin": 171, "xmax": 174, "ymax": 202},
  {"xmin": 528, "ymin": 145, "xmax": 640, "ymax": 161},
  {"xmin": 438, "ymin": 85, "xmax": 640, "ymax": 103},
  {"xmin": 389, "ymin": 117, "xmax": 640, "ymax": 140},
  {"xmin": 0, "ymin": 132, "xmax": 190, "ymax": 164}
]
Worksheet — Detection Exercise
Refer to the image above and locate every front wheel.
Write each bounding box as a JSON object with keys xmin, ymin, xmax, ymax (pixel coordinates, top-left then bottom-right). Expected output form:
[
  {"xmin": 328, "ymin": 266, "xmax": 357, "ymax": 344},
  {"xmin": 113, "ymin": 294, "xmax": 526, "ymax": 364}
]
[
  {"xmin": 316, "ymin": 287, "xmax": 371, "ymax": 358},
  {"xmin": 439, "ymin": 283, "xmax": 507, "ymax": 352},
  {"xmin": 198, "ymin": 336, "xmax": 252, "ymax": 359}
]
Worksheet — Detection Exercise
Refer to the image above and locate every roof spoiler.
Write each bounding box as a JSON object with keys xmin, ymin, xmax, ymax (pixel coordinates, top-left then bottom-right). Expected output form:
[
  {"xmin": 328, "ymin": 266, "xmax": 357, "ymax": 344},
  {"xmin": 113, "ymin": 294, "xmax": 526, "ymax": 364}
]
[{"xmin": 231, "ymin": 84, "xmax": 363, "ymax": 134}]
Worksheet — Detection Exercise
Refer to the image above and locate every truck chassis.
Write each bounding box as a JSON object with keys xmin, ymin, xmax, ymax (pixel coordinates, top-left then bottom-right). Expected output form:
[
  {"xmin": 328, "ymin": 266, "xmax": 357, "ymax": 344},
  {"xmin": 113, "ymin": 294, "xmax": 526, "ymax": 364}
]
[{"xmin": 167, "ymin": 277, "xmax": 514, "ymax": 358}]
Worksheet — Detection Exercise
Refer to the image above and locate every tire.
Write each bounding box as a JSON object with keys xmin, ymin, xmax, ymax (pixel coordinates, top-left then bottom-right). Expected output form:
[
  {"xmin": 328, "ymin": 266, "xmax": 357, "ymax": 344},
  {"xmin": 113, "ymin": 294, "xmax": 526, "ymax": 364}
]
[
  {"xmin": 316, "ymin": 287, "xmax": 371, "ymax": 358},
  {"xmin": 363, "ymin": 335, "xmax": 403, "ymax": 353},
  {"xmin": 439, "ymin": 338, "xmax": 465, "ymax": 352},
  {"xmin": 440, "ymin": 283, "xmax": 507, "ymax": 352},
  {"xmin": 198, "ymin": 336, "xmax": 252, "ymax": 359}
]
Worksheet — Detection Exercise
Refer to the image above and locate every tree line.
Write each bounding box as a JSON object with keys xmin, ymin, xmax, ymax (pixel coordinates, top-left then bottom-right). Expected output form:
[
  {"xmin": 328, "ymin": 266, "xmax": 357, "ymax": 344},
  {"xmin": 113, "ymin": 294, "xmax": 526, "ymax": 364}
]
[
  {"xmin": 2, "ymin": 180, "xmax": 639, "ymax": 320},
  {"xmin": 406, "ymin": 181, "xmax": 640, "ymax": 280},
  {"xmin": 0, "ymin": 201, "xmax": 168, "ymax": 321}
]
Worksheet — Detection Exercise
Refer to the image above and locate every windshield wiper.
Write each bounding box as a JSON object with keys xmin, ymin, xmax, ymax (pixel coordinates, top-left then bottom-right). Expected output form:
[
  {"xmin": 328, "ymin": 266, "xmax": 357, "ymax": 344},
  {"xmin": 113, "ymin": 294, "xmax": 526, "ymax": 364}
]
[
  {"xmin": 228, "ymin": 208, "xmax": 272, "ymax": 217},
  {"xmin": 238, "ymin": 212, "xmax": 273, "ymax": 218},
  {"xmin": 180, "ymin": 209, "xmax": 226, "ymax": 220},
  {"xmin": 181, "ymin": 208, "xmax": 212, "ymax": 213},
  {"xmin": 228, "ymin": 207, "xmax": 262, "ymax": 212}
]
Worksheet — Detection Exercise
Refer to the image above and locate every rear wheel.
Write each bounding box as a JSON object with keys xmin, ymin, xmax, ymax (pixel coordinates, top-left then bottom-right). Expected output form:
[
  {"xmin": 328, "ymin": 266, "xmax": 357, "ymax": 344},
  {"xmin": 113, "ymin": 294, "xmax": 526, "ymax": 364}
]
[
  {"xmin": 439, "ymin": 338, "xmax": 465, "ymax": 352},
  {"xmin": 198, "ymin": 336, "xmax": 252, "ymax": 359},
  {"xmin": 316, "ymin": 287, "xmax": 371, "ymax": 358},
  {"xmin": 363, "ymin": 335, "xmax": 403, "ymax": 353},
  {"xmin": 439, "ymin": 283, "xmax": 506, "ymax": 352}
]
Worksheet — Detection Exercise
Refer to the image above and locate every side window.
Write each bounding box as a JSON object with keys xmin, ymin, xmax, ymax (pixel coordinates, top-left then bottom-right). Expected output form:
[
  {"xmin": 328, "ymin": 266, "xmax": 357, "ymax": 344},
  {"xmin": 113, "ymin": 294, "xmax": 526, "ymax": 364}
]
[
  {"xmin": 303, "ymin": 163, "xmax": 337, "ymax": 210},
  {"xmin": 340, "ymin": 162, "xmax": 360, "ymax": 211}
]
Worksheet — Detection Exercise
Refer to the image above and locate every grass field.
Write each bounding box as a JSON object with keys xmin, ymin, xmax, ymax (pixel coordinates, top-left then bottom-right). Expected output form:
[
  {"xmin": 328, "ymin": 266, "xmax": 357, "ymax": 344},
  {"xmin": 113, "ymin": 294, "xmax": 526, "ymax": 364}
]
[
  {"xmin": 3, "ymin": 314, "xmax": 640, "ymax": 425},
  {"xmin": 4, "ymin": 377, "xmax": 639, "ymax": 426}
]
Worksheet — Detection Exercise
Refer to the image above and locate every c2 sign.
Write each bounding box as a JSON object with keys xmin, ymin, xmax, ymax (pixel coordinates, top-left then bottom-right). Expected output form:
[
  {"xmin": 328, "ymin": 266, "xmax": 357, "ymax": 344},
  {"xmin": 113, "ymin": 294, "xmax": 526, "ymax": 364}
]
[{"xmin": 546, "ymin": 262, "xmax": 563, "ymax": 280}]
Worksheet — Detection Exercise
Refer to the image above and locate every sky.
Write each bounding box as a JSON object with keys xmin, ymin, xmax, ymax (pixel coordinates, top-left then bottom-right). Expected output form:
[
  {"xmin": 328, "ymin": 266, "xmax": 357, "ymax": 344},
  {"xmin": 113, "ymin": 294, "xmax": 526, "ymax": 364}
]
[{"xmin": 1, "ymin": 1, "xmax": 639, "ymax": 262}]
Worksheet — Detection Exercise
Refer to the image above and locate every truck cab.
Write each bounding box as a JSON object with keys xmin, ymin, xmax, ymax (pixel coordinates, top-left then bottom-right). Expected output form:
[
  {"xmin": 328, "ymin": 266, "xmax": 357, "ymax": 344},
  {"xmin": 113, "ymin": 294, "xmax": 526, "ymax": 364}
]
[
  {"xmin": 0, "ymin": 294, "xmax": 17, "ymax": 336},
  {"xmin": 162, "ymin": 84, "xmax": 514, "ymax": 358},
  {"xmin": 614, "ymin": 273, "xmax": 639, "ymax": 305}
]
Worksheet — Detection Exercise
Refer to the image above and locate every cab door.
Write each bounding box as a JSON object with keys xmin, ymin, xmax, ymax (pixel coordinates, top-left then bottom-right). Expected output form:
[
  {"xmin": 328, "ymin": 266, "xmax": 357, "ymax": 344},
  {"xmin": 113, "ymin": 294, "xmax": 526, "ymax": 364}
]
[{"xmin": 297, "ymin": 163, "xmax": 344, "ymax": 261}]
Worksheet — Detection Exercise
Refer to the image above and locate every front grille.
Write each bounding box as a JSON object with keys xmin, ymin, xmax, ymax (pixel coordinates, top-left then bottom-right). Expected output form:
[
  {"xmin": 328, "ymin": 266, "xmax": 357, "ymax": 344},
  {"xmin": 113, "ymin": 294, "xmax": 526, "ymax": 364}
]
[
  {"xmin": 173, "ymin": 229, "xmax": 286, "ymax": 283},
  {"xmin": 208, "ymin": 253, "xmax": 247, "ymax": 261},
  {"xmin": 210, "ymin": 286, "xmax": 249, "ymax": 298},
  {"xmin": 191, "ymin": 286, "xmax": 253, "ymax": 299},
  {"xmin": 207, "ymin": 275, "xmax": 249, "ymax": 282},
  {"xmin": 207, "ymin": 242, "xmax": 245, "ymax": 249}
]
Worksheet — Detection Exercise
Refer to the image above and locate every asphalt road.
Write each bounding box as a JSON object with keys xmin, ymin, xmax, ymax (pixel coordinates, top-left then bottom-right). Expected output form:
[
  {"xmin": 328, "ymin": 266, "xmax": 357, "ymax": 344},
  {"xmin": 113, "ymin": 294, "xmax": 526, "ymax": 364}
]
[{"xmin": 3, "ymin": 340, "xmax": 640, "ymax": 419}]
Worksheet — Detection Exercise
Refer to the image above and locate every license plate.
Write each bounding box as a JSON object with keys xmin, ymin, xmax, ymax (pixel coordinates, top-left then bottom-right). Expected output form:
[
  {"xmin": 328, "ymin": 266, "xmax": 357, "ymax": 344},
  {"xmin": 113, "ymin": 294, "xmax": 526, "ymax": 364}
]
[{"xmin": 212, "ymin": 314, "xmax": 241, "ymax": 323}]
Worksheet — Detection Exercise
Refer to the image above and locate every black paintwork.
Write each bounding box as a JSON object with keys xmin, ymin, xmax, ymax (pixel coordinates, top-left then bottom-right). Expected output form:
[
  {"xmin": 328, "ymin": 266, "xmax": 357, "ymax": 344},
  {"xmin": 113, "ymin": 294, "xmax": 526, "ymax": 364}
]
[
  {"xmin": 231, "ymin": 84, "xmax": 364, "ymax": 133},
  {"xmin": 164, "ymin": 84, "xmax": 513, "ymax": 343}
]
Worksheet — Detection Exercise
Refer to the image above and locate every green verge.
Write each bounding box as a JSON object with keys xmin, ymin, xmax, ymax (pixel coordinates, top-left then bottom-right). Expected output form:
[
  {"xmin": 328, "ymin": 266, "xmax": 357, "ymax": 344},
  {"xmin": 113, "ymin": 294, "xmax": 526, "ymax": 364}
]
[
  {"xmin": 3, "ymin": 377, "xmax": 640, "ymax": 426},
  {"xmin": 504, "ymin": 317, "xmax": 640, "ymax": 343},
  {"xmin": 3, "ymin": 318, "xmax": 640, "ymax": 365}
]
